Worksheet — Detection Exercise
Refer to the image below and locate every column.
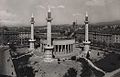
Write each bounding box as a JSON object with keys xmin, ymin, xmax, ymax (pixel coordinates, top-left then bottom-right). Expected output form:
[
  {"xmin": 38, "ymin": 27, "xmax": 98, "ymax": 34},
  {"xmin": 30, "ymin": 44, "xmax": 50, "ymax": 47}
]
[
  {"xmin": 82, "ymin": 12, "xmax": 90, "ymax": 57},
  {"xmin": 43, "ymin": 8, "xmax": 54, "ymax": 62},
  {"xmin": 59, "ymin": 45, "xmax": 60, "ymax": 54},
  {"xmin": 54, "ymin": 45, "xmax": 56, "ymax": 54},
  {"xmin": 71, "ymin": 44, "xmax": 73, "ymax": 52},
  {"xmin": 47, "ymin": 22, "xmax": 52, "ymax": 46},
  {"xmin": 57, "ymin": 45, "xmax": 59, "ymax": 54},
  {"xmin": 29, "ymin": 14, "xmax": 35, "ymax": 50},
  {"xmin": 65, "ymin": 45, "xmax": 66, "ymax": 54}
]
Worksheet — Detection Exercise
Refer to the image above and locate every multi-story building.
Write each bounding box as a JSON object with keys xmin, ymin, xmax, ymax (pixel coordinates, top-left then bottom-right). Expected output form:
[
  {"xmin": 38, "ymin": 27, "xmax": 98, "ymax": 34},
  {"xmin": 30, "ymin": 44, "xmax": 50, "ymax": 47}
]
[
  {"xmin": 18, "ymin": 32, "xmax": 31, "ymax": 46},
  {"xmin": 0, "ymin": 31, "xmax": 19, "ymax": 45},
  {"xmin": 0, "ymin": 30, "xmax": 31, "ymax": 46},
  {"xmin": 112, "ymin": 34, "xmax": 120, "ymax": 43},
  {"xmin": 76, "ymin": 31, "xmax": 120, "ymax": 48}
]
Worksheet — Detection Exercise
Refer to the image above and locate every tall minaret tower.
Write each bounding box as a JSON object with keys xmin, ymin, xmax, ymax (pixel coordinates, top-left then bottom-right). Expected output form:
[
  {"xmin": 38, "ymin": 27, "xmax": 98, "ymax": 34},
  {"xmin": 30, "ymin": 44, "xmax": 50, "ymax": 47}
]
[
  {"xmin": 44, "ymin": 8, "xmax": 54, "ymax": 62},
  {"xmin": 47, "ymin": 8, "xmax": 52, "ymax": 46},
  {"xmin": 83, "ymin": 12, "xmax": 90, "ymax": 57},
  {"xmin": 29, "ymin": 14, "xmax": 35, "ymax": 50}
]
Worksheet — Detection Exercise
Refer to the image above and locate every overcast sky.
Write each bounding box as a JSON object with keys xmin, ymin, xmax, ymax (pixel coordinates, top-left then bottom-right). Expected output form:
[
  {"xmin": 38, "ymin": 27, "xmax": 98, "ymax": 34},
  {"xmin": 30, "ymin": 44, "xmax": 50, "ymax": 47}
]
[{"xmin": 0, "ymin": 0, "xmax": 120, "ymax": 26}]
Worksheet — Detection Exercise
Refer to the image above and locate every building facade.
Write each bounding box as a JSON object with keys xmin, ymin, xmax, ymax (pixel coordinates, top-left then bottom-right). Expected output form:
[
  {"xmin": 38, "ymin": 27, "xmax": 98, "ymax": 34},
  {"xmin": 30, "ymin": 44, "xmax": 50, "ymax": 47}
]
[
  {"xmin": 40, "ymin": 39, "xmax": 75, "ymax": 55},
  {"xmin": 77, "ymin": 32, "xmax": 120, "ymax": 47},
  {"xmin": 18, "ymin": 32, "xmax": 31, "ymax": 46},
  {"xmin": 0, "ymin": 31, "xmax": 19, "ymax": 45}
]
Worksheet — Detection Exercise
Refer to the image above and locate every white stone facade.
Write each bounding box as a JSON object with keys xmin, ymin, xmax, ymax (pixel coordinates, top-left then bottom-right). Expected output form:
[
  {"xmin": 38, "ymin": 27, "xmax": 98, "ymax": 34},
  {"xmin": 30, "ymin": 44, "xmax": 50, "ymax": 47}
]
[{"xmin": 40, "ymin": 39, "xmax": 75, "ymax": 55}]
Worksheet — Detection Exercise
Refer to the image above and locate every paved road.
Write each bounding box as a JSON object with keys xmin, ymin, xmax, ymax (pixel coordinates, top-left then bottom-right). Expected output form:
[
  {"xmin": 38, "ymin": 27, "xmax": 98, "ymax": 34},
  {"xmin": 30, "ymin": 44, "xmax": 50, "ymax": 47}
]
[{"xmin": 77, "ymin": 57, "xmax": 105, "ymax": 77}]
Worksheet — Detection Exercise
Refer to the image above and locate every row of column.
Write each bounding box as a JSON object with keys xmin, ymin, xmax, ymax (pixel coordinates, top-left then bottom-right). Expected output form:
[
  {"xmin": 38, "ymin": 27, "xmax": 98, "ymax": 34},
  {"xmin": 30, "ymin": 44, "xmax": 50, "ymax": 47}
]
[
  {"xmin": 40, "ymin": 44, "xmax": 74, "ymax": 54},
  {"xmin": 54, "ymin": 44, "xmax": 74, "ymax": 54}
]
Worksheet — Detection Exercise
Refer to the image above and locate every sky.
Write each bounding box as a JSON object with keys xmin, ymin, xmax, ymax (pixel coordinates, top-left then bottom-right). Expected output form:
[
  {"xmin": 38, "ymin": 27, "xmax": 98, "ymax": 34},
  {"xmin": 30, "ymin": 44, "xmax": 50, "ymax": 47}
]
[{"xmin": 0, "ymin": 0, "xmax": 120, "ymax": 26}]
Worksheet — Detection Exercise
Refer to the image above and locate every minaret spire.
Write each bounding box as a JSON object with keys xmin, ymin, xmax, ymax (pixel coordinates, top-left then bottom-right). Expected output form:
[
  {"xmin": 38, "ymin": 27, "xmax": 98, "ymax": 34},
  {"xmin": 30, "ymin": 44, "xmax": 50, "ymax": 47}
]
[
  {"xmin": 31, "ymin": 13, "xmax": 34, "ymax": 18},
  {"xmin": 85, "ymin": 11, "xmax": 89, "ymax": 42},
  {"xmin": 48, "ymin": 8, "xmax": 51, "ymax": 19},
  {"xmin": 29, "ymin": 13, "xmax": 35, "ymax": 50},
  {"xmin": 48, "ymin": 7, "xmax": 51, "ymax": 13},
  {"xmin": 85, "ymin": 11, "xmax": 88, "ymax": 22},
  {"xmin": 82, "ymin": 12, "xmax": 91, "ymax": 57},
  {"xmin": 46, "ymin": 8, "xmax": 53, "ymax": 46},
  {"xmin": 86, "ymin": 11, "xmax": 88, "ymax": 17},
  {"xmin": 43, "ymin": 8, "xmax": 54, "ymax": 62}
]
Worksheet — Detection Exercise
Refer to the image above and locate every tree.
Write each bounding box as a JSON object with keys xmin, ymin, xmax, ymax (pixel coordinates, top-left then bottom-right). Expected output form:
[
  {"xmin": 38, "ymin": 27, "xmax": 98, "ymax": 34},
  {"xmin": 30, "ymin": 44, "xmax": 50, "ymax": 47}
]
[
  {"xmin": 86, "ymin": 51, "xmax": 90, "ymax": 59},
  {"xmin": 9, "ymin": 42, "xmax": 17, "ymax": 52},
  {"xmin": 71, "ymin": 56, "xmax": 76, "ymax": 60},
  {"xmin": 63, "ymin": 68, "xmax": 77, "ymax": 77}
]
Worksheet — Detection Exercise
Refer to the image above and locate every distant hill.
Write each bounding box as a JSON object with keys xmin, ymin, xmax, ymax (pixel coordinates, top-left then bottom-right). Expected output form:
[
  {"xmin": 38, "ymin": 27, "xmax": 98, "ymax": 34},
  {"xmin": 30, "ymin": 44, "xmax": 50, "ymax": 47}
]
[{"xmin": 91, "ymin": 20, "xmax": 120, "ymax": 26}]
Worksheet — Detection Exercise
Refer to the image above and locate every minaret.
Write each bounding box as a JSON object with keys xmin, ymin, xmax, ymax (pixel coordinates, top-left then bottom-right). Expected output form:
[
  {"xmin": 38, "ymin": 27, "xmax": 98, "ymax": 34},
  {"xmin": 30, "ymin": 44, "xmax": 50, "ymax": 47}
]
[
  {"xmin": 47, "ymin": 8, "xmax": 52, "ymax": 46},
  {"xmin": 83, "ymin": 12, "xmax": 90, "ymax": 57},
  {"xmin": 44, "ymin": 8, "xmax": 54, "ymax": 62},
  {"xmin": 29, "ymin": 14, "xmax": 35, "ymax": 50}
]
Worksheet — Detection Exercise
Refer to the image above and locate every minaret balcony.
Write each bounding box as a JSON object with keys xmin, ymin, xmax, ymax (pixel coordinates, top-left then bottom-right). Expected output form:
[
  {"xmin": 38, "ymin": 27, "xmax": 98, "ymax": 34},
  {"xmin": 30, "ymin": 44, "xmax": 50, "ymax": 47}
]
[
  {"xmin": 46, "ymin": 18, "xmax": 53, "ymax": 22},
  {"xmin": 31, "ymin": 21, "xmax": 35, "ymax": 24},
  {"xmin": 83, "ymin": 41, "xmax": 90, "ymax": 45},
  {"xmin": 29, "ymin": 39, "xmax": 36, "ymax": 42},
  {"xmin": 44, "ymin": 45, "xmax": 54, "ymax": 50},
  {"xmin": 84, "ymin": 21, "xmax": 89, "ymax": 24}
]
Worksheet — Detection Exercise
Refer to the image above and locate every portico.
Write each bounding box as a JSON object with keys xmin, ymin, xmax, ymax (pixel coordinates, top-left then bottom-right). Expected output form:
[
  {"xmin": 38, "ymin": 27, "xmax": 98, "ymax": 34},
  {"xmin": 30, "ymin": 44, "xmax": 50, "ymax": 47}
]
[{"xmin": 40, "ymin": 39, "xmax": 75, "ymax": 55}]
